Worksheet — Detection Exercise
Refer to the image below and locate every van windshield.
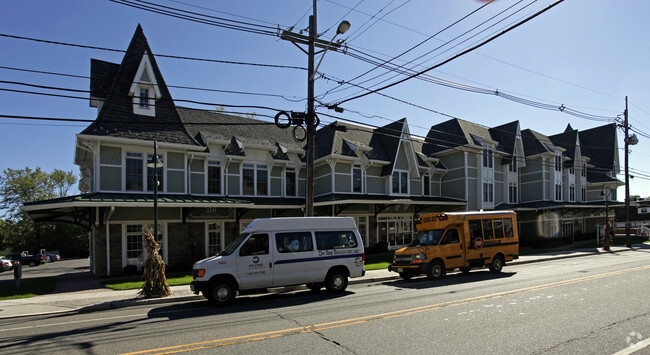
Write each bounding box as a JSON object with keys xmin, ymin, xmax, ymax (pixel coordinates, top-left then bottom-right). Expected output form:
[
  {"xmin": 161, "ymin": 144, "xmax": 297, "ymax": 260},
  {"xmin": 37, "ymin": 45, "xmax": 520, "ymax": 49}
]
[
  {"xmin": 219, "ymin": 233, "xmax": 248, "ymax": 256},
  {"xmin": 411, "ymin": 229, "xmax": 444, "ymax": 246}
]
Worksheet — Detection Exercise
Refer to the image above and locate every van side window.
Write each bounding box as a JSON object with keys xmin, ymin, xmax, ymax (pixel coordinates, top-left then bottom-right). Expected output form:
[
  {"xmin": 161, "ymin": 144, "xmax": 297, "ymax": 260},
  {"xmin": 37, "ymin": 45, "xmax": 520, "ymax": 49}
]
[
  {"xmin": 276, "ymin": 232, "xmax": 313, "ymax": 253},
  {"xmin": 482, "ymin": 219, "xmax": 494, "ymax": 240},
  {"xmin": 442, "ymin": 229, "xmax": 460, "ymax": 244},
  {"xmin": 315, "ymin": 231, "xmax": 358, "ymax": 250},
  {"xmin": 504, "ymin": 218, "xmax": 514, "ymax": 238},
  {"xmin": 239, "ymin": 234, "xmax": 269, "ymax": 256},
  {"xmin": 468, "ymin": 220, "xmax": 482, "ymax": 240},
  {"xmin": 493, "ymin": 219, "xmax": 505, "ymax": 239}
]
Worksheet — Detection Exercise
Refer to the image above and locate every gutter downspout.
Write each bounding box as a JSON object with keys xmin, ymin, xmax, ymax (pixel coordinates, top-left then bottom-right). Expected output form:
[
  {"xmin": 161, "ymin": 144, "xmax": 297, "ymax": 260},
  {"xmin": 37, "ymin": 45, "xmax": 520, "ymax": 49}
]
[{"xmin": 105, "ymin": 206, "xmax": 115, "ymax": 276}]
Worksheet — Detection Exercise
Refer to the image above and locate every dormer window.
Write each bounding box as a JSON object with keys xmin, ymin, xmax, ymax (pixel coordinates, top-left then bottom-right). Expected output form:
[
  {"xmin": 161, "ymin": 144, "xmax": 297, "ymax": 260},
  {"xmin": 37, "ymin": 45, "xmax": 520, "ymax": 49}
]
[
  {"xmin": 139, "ymin": 87, "xmax": 150, "ymax": 108},
  {"xmin": 129, "ymin": 52, "xmax": 161, "ymax": 117}
]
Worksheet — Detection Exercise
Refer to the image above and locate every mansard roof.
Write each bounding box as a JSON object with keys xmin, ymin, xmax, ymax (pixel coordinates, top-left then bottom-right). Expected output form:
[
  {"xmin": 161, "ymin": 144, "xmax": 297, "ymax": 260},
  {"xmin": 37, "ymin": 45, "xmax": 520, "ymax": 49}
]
[{"xmin": 81, "ymin": 25, "xmax": 199, "ymax": 147}]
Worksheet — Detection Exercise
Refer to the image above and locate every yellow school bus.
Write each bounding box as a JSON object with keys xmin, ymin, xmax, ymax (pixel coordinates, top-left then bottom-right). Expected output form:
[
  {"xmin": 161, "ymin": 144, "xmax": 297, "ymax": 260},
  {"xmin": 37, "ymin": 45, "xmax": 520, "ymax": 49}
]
[{"xmin": 389, "ymin": 211, "xmax": 519, "ymax": 280}]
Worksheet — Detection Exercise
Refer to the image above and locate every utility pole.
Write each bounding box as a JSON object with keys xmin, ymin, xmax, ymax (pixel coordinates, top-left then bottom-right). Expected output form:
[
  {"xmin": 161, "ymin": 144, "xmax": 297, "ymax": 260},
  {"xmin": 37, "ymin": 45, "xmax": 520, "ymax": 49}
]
[
  {"xmin": 279, "ymin": 0, "xmax": 348, "ymax": 217},
  {"xmin": 624, "ymin": 96, "xmax": 631, "ymax": 247},
  {"xmin": 306, "ymin": 4, "xmax": 316, "ymax": 217}
]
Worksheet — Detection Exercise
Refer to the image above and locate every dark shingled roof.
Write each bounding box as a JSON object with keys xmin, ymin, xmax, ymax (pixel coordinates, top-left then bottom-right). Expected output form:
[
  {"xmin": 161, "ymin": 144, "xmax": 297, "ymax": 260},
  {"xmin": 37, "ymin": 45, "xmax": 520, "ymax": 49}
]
[
  {"xmin": 521, "ymin": 128, "xmax": 555, "ymax": 157},
  {"xmin": 81, "ymin": 25, "xmax": 200, "ymax": 147},
  {"xmin": 177, "ymin": 107, "xmax": 305, "ymax": 153},
  {"xmin": 90, "ymin": 59, "xmax": 119, "ymax": 99},
  {"xmin": 548, "ymin": 124, "xmax": 578, "ymax": 167},
  {"xmin": 489, "ymin": 121, "xmax": 519, "ymax": 165},
  {"xmin": 579, "ymin": 123, "xmax": 617, "ymax": 171},
  {"xmin": 423, "ymin": 118, "xmax": 493, "ymax": 156}
]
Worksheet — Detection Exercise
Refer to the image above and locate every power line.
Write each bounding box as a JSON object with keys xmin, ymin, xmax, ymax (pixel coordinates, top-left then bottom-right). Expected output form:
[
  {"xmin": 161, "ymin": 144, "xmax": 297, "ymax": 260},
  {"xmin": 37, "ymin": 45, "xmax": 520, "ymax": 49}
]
[
  {"xmin": 0, "ymin": 33, "xmax": 305, "ymax": 71},
  {"xmin": 334, "ymin": 0, "xmax": 564, "ymax": 106}
]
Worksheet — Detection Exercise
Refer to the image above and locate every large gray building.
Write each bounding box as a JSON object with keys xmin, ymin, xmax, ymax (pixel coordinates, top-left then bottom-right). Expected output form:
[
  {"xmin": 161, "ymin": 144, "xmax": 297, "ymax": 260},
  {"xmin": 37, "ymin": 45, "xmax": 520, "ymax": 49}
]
[{"xmin": 22, "ymin": 26, "xmax": 622, "ymax": 277}]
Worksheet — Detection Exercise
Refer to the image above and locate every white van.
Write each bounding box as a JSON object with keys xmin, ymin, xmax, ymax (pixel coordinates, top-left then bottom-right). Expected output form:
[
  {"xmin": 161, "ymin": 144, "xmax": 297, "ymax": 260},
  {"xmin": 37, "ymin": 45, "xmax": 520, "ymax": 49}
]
[{"xmin": 190, "ymin": 217, "xmax": 365, "ymax": 305}]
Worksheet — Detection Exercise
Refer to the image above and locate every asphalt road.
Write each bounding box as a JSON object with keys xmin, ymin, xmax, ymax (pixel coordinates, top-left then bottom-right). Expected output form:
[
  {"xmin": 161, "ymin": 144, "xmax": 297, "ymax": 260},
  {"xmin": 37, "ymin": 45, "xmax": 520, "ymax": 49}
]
[{"xmin": 1, "ymin": 250, "xmax": 649, "ymax": 354}]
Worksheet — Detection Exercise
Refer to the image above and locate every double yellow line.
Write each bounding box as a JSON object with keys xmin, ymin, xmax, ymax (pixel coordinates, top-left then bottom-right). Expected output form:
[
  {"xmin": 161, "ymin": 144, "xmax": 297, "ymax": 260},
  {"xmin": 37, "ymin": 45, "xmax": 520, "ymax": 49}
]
[{"xmin": 123, "ymin": 264, "xmax": 650, "ymax": 355}]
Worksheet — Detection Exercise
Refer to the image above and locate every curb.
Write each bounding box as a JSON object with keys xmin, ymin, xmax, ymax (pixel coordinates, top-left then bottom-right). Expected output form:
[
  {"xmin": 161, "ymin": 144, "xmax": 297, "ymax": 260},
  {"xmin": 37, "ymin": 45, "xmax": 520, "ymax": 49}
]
[{"xmin": 3, "ymin": 245, "xmax": 645, "ymax": 319}]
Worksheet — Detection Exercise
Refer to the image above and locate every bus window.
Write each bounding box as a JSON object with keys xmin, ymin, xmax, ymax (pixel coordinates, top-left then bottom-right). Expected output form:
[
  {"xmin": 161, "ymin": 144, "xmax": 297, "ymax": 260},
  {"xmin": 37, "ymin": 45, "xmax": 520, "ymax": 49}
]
[
  {"xmin": 468, "ymin": 220, "xmax": 482, "ymax": 240},
  {"xmin": 441, "ymin": 229, "xmax": 460, "ymax": 244},
  {"xmin": 493, "ymin": 219, "xmax": 505, "ymax": 239},
  {"xmin": 482, "ymin": 219, "xmax": 494, "ymax": 240},
  {"xmin": 504, "ymin": 218, "xmax": 514, "ymax": 238}
]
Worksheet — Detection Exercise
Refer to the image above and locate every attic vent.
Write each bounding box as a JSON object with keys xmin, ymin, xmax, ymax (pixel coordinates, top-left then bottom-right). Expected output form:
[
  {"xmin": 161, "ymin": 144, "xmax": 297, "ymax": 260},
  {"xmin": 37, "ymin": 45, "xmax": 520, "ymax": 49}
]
[{"xmin": 140, "ymin": 69, "xmax": 151, "ymax": 83}]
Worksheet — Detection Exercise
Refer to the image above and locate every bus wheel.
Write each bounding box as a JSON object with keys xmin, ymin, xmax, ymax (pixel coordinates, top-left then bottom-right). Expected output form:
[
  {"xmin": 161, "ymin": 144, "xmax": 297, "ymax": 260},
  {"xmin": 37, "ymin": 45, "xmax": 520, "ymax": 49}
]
[
  {"xmin": 489, "ymin": 255, "xmax": 504, "ymax": 273},
  {"xmin": 426, "ymin": 260, "xmax": 444, "ymax": 280},
  {"xmin": 399, "ymin": 272, "xmax": 412, "ymax": 281}
]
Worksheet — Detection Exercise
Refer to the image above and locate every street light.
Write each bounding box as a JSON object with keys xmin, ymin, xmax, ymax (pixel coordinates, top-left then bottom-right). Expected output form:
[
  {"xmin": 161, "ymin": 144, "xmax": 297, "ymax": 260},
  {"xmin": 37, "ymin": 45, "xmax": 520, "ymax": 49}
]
[
  {"xmin": 280, "ymin": 1, "xmax": 350, "ymax": 216},
  {"xmin": 147, "ymin": 141, "xmax": 164, "ymax": 242},
  {"xmin": 601, "ymin": 186, "xmax": 612, "ymax": 251}
]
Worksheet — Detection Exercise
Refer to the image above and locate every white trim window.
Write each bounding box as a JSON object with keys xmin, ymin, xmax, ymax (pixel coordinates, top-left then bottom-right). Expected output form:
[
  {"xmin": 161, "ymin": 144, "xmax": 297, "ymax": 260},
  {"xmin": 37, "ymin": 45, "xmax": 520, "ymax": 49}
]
[
  {"xmin": 125, "ymin": 152, "xmax": 144, "ymax": 191},
  {"xmin": 569, "ymin": 184, "xmax": 576, "ymax": 202},
  {"xmin": 483, "ymin": 180, "xmax": 494, "ymax": 203},
  {"xmin": 129, "ymin": 54, "xmax": 161, "ymax": 117},
  {"xmin": 555, "ymin": 181, "xmax": 563, "ymax": 201},
  {"xmin": 392, "ymin": 170, "xmax": 408, "ymax": 195},
  {"xmin": 352, "ymin": 164, "xmax": 363, "ymax": 193},
  {"xmin": 423, "ymin": 174, "xmax": 431, "ymax": 196},
  {"xmin": 482, "ymin": 148, "xmax": 494, "ymax": 169},
  {"xmin": 508, "ymin": 159, "xmax": 517, "ymax": 172},
  {"xmin": 508, "ymin": 183, "xmax": 517, "ymax": 204},
  {"xmin": 554, "ymin": 154, "xmax": 562, "ymax": 172},
  {"xmin": 581, "ymin": 186, "xmax": 587, "ymax": 201},
  {"xmin": 207, "ymin": 161, "xmax": 222, "ymax": 195},
  {"xmin": 285, "ymin": 167, "xmax": 297, "ymax": 196},
  {"xmin": 242, "ymin": 163, "xmax": 268, "ymax": 196},
  {"xmin": 126, "ymin": 224, "xmax": 143, "ymax": 266},
  {"xmin": 206, "ymin": 223, "xmax": 222, "ymax": 256}
]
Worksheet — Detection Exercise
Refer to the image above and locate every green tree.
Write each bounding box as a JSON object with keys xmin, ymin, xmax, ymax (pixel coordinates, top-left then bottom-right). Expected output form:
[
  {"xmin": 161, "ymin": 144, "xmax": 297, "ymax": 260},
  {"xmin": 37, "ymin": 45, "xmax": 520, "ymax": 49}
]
[{"xmin": 0, "ymin": 167, "xmax": 82, "ymax": 254}]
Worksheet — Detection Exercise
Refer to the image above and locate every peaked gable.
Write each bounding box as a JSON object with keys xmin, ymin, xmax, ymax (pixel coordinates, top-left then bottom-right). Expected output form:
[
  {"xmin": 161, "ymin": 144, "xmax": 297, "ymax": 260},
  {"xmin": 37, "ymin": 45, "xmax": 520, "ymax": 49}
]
[{"xmin": 81, "ymin": 25, "xmax": 199, "ymax": 147}]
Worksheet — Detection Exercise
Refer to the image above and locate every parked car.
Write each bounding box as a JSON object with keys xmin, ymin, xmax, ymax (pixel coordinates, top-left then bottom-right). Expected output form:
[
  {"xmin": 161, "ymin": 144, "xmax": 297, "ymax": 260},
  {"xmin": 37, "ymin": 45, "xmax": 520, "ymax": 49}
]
[
  {"xmin": 8, "ymin": 252, "xmax": 44, "ymax": 267},
  {"xmin": 0, "ymin": 256, "xmax": 13, "ymax": 271},
  {"xmin": 47, "ymin": 251, "xmax": 61, "ymax": 262}
]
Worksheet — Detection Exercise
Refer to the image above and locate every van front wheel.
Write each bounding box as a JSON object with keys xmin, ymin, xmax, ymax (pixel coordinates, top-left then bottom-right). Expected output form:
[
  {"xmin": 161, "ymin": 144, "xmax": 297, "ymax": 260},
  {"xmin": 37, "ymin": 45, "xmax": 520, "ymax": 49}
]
[
  {"xmin": 325, "ymin": 270, "xmax": 348, "ymax": 293},
  {"xmin": 209, "ymin": 279, "xmax": 236, "ymax": 305}
]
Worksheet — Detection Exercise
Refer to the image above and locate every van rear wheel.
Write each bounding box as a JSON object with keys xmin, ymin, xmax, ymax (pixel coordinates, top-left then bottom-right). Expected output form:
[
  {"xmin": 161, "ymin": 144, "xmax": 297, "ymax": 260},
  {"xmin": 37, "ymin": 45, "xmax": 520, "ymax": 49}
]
[
  {"xmin": 209, "ymin": 279, "xmax": 236, "ymax": 305},
  {"xmin": 325, "ymin": 270, "xmax": 348, "ymax": 293},
  {"xmin": 426, "ymin": 260, "xmax": 444, "ymax": 280},
  {"xmin": 489, "ymin": 255, "xmax": 504, "ymax": 273}
]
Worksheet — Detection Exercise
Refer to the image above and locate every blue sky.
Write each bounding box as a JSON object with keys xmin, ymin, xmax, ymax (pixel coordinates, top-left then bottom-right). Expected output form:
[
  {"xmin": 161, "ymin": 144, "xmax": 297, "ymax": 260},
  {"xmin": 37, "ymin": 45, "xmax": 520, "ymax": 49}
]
[{"xmin": 1, "ymin": 0, "xmax": 649, "ymax": 199}]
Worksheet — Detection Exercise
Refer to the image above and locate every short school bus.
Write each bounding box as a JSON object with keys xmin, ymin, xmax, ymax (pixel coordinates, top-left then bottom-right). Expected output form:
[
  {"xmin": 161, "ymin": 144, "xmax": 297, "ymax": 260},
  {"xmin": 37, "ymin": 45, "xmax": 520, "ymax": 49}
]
[{"xmin": 388, "ymin": 211, "xmax": 519, "ymax": 280}]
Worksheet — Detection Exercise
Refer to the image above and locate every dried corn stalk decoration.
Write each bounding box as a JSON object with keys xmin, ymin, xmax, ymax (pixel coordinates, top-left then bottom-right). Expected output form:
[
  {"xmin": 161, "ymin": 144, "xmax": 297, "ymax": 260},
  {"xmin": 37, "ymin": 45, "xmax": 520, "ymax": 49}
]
[{"xmin": 139, "ymin": 227, "xmax": 171, "ymax": 297}]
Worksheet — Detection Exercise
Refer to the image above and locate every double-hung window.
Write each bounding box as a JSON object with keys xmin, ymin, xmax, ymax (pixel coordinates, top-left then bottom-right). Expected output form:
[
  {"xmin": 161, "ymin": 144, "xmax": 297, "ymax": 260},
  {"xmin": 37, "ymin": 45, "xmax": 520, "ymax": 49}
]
[
  {"xmin": 352, "ymin": 164, "xmax": 363, "ymax": 193},
  {"xmin": 508, "ymin": 183, "xmax": 517, "ymax": 204},
  {"xmin": 392, "ymin": 171, "xmax": 408, "ymax": 194},
  {"xmin": 126, "ymin": 152, "xmax": 144, "ymax": 191},
  {"xmin": 242, "ymin": 163, "xmax": 268, "ymax": 196},
  {"xmin": 483, "ymin": 180, "xmax": 494, "ymax": 203},
  {"xmin": 208, "ymin": 161, "xmax": 221, "ymax": 194},
  {"xmin": 285, "ymin": 167, "xmax": 296, "ymax": 196},
  {"xmin": 482, "ymin": 148, "xmax": 493, "ymax": 169}
]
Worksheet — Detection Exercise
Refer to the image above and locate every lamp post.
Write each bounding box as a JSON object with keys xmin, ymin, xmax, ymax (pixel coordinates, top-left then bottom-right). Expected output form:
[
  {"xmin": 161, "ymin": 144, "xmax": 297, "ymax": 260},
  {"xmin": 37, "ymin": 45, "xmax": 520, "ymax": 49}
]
[
  {"xmin": 601, "ymin": 186, "xmax": 611, "ymax": 251},
  {"xmin": 147, "ymin": 141, "xmax": 164, "ymax": 241}
]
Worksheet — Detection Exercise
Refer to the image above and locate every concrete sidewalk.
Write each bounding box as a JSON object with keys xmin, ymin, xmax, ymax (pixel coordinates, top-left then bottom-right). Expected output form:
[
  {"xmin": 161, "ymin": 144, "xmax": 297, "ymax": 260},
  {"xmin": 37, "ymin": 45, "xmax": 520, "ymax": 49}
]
[{"xmin": 1, "ymin": 244, "xmax": 647, "ymax": 319}]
